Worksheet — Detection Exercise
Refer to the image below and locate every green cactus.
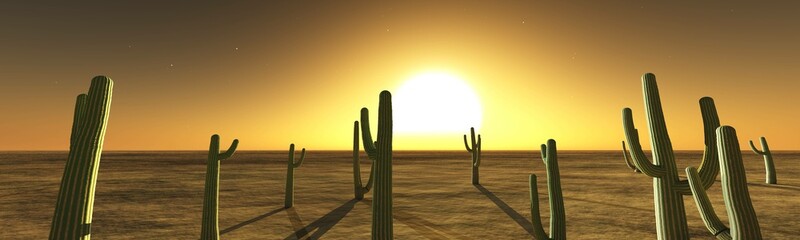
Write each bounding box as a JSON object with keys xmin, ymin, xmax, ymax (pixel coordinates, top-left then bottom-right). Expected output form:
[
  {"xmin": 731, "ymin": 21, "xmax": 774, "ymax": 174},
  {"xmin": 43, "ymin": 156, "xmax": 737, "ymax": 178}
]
[
  {"xmin": 463, "ymin": 127, "xmax": 482, "ymax": 185},
  {"xmin": 622, "ymin": 73, "xmax": 721, "ymax": 239},
  {"xmin": 50, "ymin": 76, "xmax": 113, "ymax": 240},
  {"xmin": 359, "ymin": 90, "xmax": 393, "ymax": 240},
  {"xmin": 621, "ymin": 140, "xmax": 641, "ymax": 173},
  {"xmin": 686, "ymin": 126, "xmax": 762, "ymax": 240},
  {"xmin": 284, "ymin": 143, "xmax": 306, "ymax": 208},
  {"xmin": 529, "ymin": 139, "xmax": 566, "ymax": 240},
  {"xmin": 201, "ymin": 134, "xmax": 239, "ymax": 240},
  {"xmin": 353, "ymin": 121, "xmax": 375, "ymax": 200},
  {"xmin": 749, "ymin": 136, "xmax": 776, "ymax": 184}
]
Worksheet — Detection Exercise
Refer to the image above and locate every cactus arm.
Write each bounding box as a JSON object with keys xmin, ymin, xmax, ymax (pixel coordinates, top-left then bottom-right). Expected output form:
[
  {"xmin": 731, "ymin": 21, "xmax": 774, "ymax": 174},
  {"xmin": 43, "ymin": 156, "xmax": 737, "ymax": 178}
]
[
  {"xmin": 360, "ymin": 108, "xmax": 378, "ymax": 159},
  {"xmin": 474, "ymin": 135, "xmax": 481, "ymax": 167},
  {"xmin": 622, "ymin": 108, "xmax": 666, "ymax": 177},
  {"xmin": 686, "ymin": 167, "xmax": 732, "ymax": 240},
  {"xmin": 217, "ymin": 139, "xmax": 239, "ymax": 160},
  {"xmin": 292, "ymin": 148, "xmax": 306, "ymax": 168},
  {"xmin": 540, "ymin": 143, "xmax": 547, "ymax": 160},
  {"xmin": 529, "ymin": 174, "xmax": 550, "ymax": 240},
  {"xmin": 717, "ymin": 126, "xmax": 763, "ymax": 239},
  {"xmin": 693, "ymin": 97, "xmax": 721, "ymax": 191},
  {"xmin": 749, "ymin": 140, "xmax": 765, "ymax": 155},
  {"xmin": 622, "ymin": 141, "xmax": 641, "ymax": 172},
  {"xmin": 463, "ymin": 134, "xmax": 472, "ymax": 152},
  {"xmin": 69, "ymin": 94, "xmax": 88, "ymax": 148}
]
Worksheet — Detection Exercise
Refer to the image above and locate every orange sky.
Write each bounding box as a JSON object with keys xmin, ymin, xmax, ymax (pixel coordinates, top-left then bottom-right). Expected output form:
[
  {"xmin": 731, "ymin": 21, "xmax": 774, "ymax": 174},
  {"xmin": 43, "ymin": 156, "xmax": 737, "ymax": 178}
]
[{"xmin": 1, "ymin": 2, "xmax": 798, "ymax": 150}]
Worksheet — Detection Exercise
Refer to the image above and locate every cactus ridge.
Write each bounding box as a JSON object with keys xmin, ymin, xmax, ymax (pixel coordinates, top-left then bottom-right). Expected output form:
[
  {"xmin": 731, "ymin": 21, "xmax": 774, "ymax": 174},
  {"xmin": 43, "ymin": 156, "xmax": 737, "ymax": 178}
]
[
  {"xmin": 621, "ymin": 73, "xmax": 721, "ymax": 239},
  {"xmin": 463, "ymin": 127, "xmax": 482, "ymax": 185},
  {"xmin": 353, "ymin": 121, "xmax": 375, "ymax": 200},
  {"xmin": 284, "ymin": 143, "xmax": 307, "ymax": 208},
  {"xmin": 748, "ymin": 137, "xmax": 776, "ymax": 184},
  {"xmin": 200, "ymin": 135, "xmax": 239, "ymax": 240},
  {"xmin": 530, "ymin": 139, "xmax": 566, "ymax": 240},
  {"xmin": 50, "ymin": 76, "xmax": 113, "ymax": 240},
  {"xmin": 359, "ymin": 91, "xmax": 394, "ymax": 240}
]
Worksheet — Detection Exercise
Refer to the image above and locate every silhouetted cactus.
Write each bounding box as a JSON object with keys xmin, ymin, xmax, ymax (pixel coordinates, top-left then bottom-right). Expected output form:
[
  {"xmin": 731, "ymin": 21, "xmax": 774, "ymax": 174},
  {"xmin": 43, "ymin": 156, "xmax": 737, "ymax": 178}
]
[
  {"xmin": 687, "ymin": 126, "xmax": 762, "ymax": 240},
  {"xmin": 353, "ymin": 121, "xmax": 375, "ymax": 200},
  {"xmin": 529, "ymin": 139, "xmax": 566, "ymax": 240},
  {"xmin": 621, "ymin": 140, "xmax": 641, "ymax": 173},
  {"xmin": 359, "ymin": 90, "xmax": 393, "ymax": 240},
  {"xmin": 622, "ymin": 73, "xmax": 721, "ymax": 239},
  {"xmin": 749, "ymin": 137, "xmax": 776, "ymax": 184},
  {"xmin": 50, "ymin": 76, "xmax": 113, "ymax": 240},
  {"xmin": 463, "ymin": 127, "xmax": 482, "ymax": 185},
  {"xmin": 284, "ymin": 143, "xmax": 306, "ymax": 208},
  {"xmin": 201, "ymin": 135, "xmax": 239, "ymax": 240}
]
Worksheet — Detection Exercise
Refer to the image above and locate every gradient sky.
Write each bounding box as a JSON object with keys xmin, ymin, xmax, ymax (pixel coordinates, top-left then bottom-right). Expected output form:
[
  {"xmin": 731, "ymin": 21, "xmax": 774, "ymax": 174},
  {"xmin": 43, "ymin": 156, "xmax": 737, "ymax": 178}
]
[{"xmin": 2, "ymin": 1, "xmax": 798, "ymax": 150}]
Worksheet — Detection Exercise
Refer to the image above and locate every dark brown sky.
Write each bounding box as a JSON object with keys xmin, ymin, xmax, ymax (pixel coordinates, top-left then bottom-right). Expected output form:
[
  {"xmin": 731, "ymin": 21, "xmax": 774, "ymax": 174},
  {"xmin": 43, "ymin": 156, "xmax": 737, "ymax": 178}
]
[{"xmin": 2, "ymin": 1, "xmax": 798, "ymax": 150}]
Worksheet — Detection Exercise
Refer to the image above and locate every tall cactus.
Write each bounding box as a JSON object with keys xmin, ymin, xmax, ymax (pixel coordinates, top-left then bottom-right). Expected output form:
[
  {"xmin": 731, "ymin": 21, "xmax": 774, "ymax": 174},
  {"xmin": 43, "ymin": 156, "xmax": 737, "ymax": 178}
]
[
  {"xmin": 686, "ymin": 126, "xmax": 762, "ymax": 240},
  {"xmin": 50, "ymin": 76, "xmax": 113, "ymax": 240},
  {"xmin": 621, "ymin": 140, "xmax": 641, "ymax": 173},
  {"xmin": 622, "ymin": 73, "xmax": 721, "ymax": 239},
  {"xmin": 359, "ymin": 90, "xmax": 393, "ymax": 240},
  {"xmin": 353, "ymin": 121, "xmax": 375, "ymax": 200},
  {"xmin": 749, "ymin": 137, "xmax": 776, "ymax": 184},
  {"xmin": 529, "ymin": 139, "xmax": 566, "ymax": 240},
  {"xmin": 284, "ymin": 143, "xmax": 306, "ymax": 208},
  {"xmin": 200, "ymin": 135, "xmax": 239, "ymax": 240},
  {"xmin": 463, "ymin": 127, "xmax": 482, "ymax": 185}
]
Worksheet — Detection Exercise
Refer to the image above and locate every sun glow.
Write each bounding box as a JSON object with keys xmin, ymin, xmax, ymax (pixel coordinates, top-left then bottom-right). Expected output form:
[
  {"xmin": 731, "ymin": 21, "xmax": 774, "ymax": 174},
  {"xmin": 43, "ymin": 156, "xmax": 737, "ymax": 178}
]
[{"xmin": 393, "ymin": 72, "xmax": 482, "ymax": 134}]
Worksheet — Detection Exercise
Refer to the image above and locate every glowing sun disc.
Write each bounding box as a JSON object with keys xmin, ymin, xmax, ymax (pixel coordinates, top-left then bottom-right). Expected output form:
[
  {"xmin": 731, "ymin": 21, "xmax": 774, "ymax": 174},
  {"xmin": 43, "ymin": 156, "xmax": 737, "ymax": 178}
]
[{"xmin": 393, "ymin": 72, "xmax": 482, "ymax": 134}]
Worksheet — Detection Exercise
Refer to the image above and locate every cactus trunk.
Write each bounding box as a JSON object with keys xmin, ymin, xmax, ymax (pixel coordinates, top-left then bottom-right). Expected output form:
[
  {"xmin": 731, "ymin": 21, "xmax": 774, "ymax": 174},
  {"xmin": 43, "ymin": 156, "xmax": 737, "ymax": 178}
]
[
  {"xmin": 360, "ymin": 91, "xmax": 393, "ymax": 240},
  {"xmin": 201, "ymin": 135, "xmax": 239, "ymax": 240},
  {"xmin": 530, "ymin": 139, "xmax": 566, "ymax": 240},
  {"xmin": 749, "ymin": 137, "xmax": 776, "ymax": 184},
  {"xmin": 463, "ymin": 127, "xmax": 481, "ymax": 185},
  {"xmin": 50, "ymin": 76, "xmax": 113, "ymax": 240},
  {"xmin": 718, "ymin": 127, "xmax": 762, "ymax": 239},
  {"xmin": 285, "ymin": 144, "xmax": 306, "ymax": 208},
  {"xmin": 621, "ymin": 73, "xmax": 721, "ymax": 239}
]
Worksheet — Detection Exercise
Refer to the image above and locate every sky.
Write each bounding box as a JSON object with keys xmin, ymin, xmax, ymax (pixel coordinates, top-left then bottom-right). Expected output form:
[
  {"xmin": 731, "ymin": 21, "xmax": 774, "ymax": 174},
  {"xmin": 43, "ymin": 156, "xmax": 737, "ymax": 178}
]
[{"xmin": 1, "ymin": 1, "xmax": 798, "ymax": 151}]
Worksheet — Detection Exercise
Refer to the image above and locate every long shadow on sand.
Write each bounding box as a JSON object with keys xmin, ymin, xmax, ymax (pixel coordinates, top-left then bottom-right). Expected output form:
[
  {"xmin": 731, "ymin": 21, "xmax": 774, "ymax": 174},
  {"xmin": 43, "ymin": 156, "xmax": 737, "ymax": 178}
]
[
  {"xmin": 475, "ymin": 185, "xmax": 534, "ymax": 235},
  {"xmin": 359, "ymin": 199, "xmax": 469, "ymax": 239},
  {"xmin": 221, "ymin": 207, "xmax": 284, "ymax": 235},
  {"xmin": 283, "ymin": 199, "xmax": 358, "ymax": 240}
]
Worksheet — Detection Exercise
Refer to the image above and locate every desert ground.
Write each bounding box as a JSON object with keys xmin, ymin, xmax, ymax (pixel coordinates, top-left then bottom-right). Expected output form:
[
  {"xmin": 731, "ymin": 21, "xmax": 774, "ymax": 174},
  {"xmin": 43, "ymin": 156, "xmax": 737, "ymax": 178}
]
[{"xmin": 2, "ymin": 150, "xmax": 798, "ymax": 239}]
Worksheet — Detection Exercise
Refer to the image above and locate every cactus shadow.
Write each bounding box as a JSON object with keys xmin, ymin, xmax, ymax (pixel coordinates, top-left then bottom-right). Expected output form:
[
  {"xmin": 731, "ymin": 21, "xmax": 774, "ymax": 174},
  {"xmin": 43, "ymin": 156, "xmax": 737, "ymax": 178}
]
[
  {"xmin": 220, "ymin": 207, "xmax": 284, "ymax": 235},
  {"xmin": 475, "ymin": 185, "xmax": 535, "ymax": 235},
  {"xmin": 283, "ymin": 199, "xmax": 358, "ymax": 240},
  {"xmin": 359, "ymin": 199, "xmax": 469, "ymax": 239}
]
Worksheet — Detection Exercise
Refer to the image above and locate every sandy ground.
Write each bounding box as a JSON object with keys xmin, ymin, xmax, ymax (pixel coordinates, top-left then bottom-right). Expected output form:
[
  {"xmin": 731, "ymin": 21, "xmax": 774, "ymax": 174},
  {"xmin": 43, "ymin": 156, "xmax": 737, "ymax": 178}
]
[{"xmin": 1, "ymin": 150, "xmax": 798, "ymax": 239}]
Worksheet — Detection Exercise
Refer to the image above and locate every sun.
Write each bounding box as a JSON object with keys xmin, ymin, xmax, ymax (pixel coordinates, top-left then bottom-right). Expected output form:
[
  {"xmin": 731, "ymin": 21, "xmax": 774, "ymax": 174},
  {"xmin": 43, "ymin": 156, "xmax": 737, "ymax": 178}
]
[{"xmin": 393, "ymin": 72, "xmax": 482, "ymax": 134}]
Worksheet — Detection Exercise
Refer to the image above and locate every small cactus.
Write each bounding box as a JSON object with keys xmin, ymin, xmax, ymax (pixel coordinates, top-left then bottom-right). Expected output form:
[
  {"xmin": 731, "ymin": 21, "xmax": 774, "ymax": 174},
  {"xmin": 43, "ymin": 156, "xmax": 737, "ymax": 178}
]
[
  {"xmin": 353, "ymin": 121, "xmax": 375, "ymax": 200},
  {"xmin": 50, "ymin": 76, "xmax": 113, "ymax": 240},
  {"xmin": 621, "ymin": 73, "xmax": 722, "ymax": 239},
  {"xmin": 360, "ymin": 91, "xmax": 393, "ymax": 240},
  {"xmin": 530, "ymin": 139, "xmax": 566, "ymax": 240},
  {"xmin": 463, "ymin": 127, "xmax": 482, "ymax": 185},
  {"xmin": 284, "ymin": 143, "xmax": 306, "ymax": 208},
  {"xmin": 749, "ymin": 137, "xmax": 776, "ymax": 184},
  {"xmin": 686, "ymin": 126, "xmax": 762, "ymax": 240},
  {"xmin": 200, "ymin": 135, "xmax": 239, "ymax": 240}
]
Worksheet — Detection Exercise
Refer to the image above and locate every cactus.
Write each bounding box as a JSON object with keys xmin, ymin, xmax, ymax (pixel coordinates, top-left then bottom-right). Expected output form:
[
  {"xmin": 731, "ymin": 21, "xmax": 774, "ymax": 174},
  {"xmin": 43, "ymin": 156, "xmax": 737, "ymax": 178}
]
[
  {"xmin": 749, "ymin": 137, "xmax": 776, "ymax": 184},
  {"xmin": 463, "ymin": 127, "xmax": 482, "ymax": 185},
  {"xmin": 200, "ymin": 135, "xmax": 239, "ymax": 240},
  {"xmin": 284, "ymin": 143, "xmax": 306, "ymax": 208},
  {"xmin": 353, "ymin": 121, "xmax": 375, "ymax": 200},
  {"xmin": 529, "ymin": 139, "xmax": 566, "ymax": 240},
  {"xmin": 359, "ymin": 90, "xmax": 393, "ymax": 240},
  {"xmin": 686, "ymin": 126, "xmax": 762, "ymax": 240},
  {"xmin": 621, "ymin": 141, "xmax": 641, "ymax": 173},
  {"xmin": 50, "ymin": 76, "xmax": 113, "ymax": 240},
  {"xmin": 622, "ymin": 73, "xmax": 721, "ymax": 239}
]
